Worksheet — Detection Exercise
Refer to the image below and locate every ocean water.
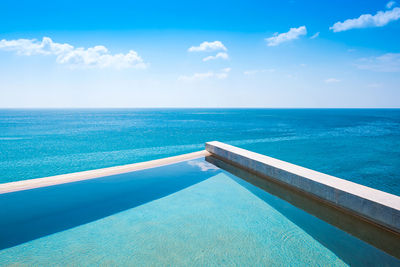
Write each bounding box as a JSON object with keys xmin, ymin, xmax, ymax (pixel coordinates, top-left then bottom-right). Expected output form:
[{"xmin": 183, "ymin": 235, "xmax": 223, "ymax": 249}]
[
  {"xmin": 1, "ymin": 108, "xmax": 400, "ymax": 195},
  {"xmin": 1, "ymin": 158, "xmax": 398, "ymax": 266}
]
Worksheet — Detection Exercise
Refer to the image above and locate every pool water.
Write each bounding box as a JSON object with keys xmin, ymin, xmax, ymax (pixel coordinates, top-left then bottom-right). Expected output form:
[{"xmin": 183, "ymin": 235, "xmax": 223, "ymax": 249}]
[{"xmin": 0, "ymin": 158, "xmax": 398, "ymax": 266}]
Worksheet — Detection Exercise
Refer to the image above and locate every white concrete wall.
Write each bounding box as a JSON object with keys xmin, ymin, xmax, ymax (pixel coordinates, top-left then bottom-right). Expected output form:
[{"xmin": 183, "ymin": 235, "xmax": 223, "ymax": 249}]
[
  {"xmin": 0, "ymin": 150, "xmax": 209, "ymax": 194},
  {"xmin": 206, "ymin": 141, "xmax": 400, "ymax": 233}
]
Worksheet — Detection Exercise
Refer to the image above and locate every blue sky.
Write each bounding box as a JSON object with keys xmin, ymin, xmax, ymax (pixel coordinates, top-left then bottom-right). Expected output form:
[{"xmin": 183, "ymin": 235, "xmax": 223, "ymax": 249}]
[{"xmin": 0, "ymin": 0, "xmax": 399, "ymax": 107}]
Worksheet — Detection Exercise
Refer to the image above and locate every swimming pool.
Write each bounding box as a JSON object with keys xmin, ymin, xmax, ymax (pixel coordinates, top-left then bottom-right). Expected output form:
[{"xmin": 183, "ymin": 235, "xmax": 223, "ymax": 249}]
[{"xmin": 0, "ymin": 157, "xmax": 399, "ymax": 266}]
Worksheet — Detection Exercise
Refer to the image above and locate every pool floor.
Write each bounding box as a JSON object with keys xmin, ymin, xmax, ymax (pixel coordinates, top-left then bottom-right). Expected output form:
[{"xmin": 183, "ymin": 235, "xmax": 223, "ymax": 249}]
[{"xmin": 0, "ymin": 159, "xmax": 399, "ymax": 266}]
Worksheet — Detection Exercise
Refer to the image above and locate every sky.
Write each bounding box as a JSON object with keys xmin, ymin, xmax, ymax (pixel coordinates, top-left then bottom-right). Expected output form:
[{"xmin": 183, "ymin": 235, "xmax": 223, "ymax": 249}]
[{"xmin": 0, "ymin": 0, "xmax": 399, "ymax": 108}]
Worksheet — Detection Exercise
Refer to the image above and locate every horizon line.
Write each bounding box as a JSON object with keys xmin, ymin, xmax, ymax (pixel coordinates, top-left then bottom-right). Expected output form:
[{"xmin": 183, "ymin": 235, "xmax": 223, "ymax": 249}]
[{"xmin": 1, "ymin": 107, "xmax": 400, "ymax": 110}]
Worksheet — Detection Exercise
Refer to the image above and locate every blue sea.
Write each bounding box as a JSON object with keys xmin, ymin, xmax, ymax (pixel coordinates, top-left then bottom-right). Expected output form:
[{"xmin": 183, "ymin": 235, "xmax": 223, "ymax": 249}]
[{"xmin": 1, "ymin": 108, "xmax": 400, "ymax": 195}]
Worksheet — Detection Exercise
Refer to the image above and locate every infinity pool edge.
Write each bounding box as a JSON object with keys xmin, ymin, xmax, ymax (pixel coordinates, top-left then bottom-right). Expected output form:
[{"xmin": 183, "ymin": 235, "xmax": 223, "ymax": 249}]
[{"xmin": 0, "ymin": 150, "xmax": 210, "ymax": 194}]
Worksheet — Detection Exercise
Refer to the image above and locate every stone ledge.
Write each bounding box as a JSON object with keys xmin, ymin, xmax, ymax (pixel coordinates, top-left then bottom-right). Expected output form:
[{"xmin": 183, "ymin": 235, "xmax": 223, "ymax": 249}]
[
  {"xmin": 206, "ymin": 141, "xmax": 400, "ymax": 233},
  {"xmin": 0, "ymin": 150, "xmax": 210, "ymax": 194}
]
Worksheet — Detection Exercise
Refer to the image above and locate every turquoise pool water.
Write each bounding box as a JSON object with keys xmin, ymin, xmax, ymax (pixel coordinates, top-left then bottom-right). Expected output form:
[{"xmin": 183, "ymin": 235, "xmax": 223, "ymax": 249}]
[
  {"xmin": 1, "ymin": 109, "xmax": 400, "ymax": 196},
  {"xmin": 0, "ymin": 158, "xmax": 398, "ymax": 266}
]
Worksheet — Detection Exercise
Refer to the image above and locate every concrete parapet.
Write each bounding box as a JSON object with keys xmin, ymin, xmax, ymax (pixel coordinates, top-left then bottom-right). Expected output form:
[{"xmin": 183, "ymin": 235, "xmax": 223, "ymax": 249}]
[{"xmin": 206, "ymin": 141, "xmax": 400, "ymax": 233}]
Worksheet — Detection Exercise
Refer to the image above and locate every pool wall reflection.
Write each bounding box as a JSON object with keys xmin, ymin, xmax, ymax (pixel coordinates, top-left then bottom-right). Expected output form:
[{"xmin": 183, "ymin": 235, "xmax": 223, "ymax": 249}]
[{"xmin": 206, "ymin": 155, "xmax": 400, "ymax": 260}]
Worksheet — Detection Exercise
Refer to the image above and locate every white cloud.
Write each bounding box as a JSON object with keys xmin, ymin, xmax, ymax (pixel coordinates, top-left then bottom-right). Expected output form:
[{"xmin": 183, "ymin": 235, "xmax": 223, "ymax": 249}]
[
  {"xmin": 387, "ymin": 1, "xmax": 396, "ymax": 9},
  {"xmin": 310, "ymin": 32, "xmax": 320, "ymax": 39},
  {"xmin": 187, "ymin": 160, "xmax": 219, "ymax": 171},
  {"xmin": 0, "ymin": 37, "xmax": 146, "ymax": 69},
  {"xmin": 178, "ymin": 72, "xmax": 214, "ymax": 81},
  {"xmin": 0, "ymin": 37, "xmax": 73, "ymax": 56},
  {"xmin": 178, "ymin": 68, "xmax": 231, "ymax": 81},
  {"xmin": 265, "ymin": 26, "xmax": 307, "ymax": 46},
  {"xmin": 188, "ymin": 41, "xmax": 227, "ymax": 52},
  {"xmin": 325, "ymin": 78, "xmax": 341, "ymax": 83},
  {"xmin": 202, "ymin": 52, "xmax": 229, "ymax": 62},
  {"xmin": 243, "ymin": 69, "xmax": 275, "ymax": 75},
  {"xmin": 330, "ymin": 7, "xmax": 400, "ymax": 32},
  {"xmin": 356, "ymin": 53, "xmax": 400, "ymax": 72},
  {"xmin": 216, "ymin": 67, "xmax": 231, "ymax": 79}
]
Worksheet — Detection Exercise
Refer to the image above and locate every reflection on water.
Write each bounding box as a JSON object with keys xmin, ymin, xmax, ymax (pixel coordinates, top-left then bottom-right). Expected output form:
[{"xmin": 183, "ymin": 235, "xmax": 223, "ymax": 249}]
[
  {"xmin": 0, "ymin": 157, "xmax": 398, "ymax": 266},
  {"xmin": 206, "ymin": 155, "xmax": 400, "ymax": 261},
  {"xmin": 0, "ymin": 159, "xmax": 218, "ymax": 250}
]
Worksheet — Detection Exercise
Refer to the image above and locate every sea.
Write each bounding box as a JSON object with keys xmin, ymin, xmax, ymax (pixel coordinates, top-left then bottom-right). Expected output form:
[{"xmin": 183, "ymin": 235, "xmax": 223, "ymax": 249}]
[{"xmin": 1, "ymin": 108, "xmax": 399, "ymax": 196}]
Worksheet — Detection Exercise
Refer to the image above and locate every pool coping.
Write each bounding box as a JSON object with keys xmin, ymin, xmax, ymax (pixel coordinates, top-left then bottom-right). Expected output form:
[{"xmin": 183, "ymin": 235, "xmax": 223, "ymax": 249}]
[
  {"xmin": 206, "ymin": 141, "xmax": 400, "ymax": 233},
  {"xmin": 2, "ymin": 142, "xmax": 400, "ymax": 233},
  {"xmin": 0, "ymin": 150, "xmax": 210, "ymax": 194}
]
